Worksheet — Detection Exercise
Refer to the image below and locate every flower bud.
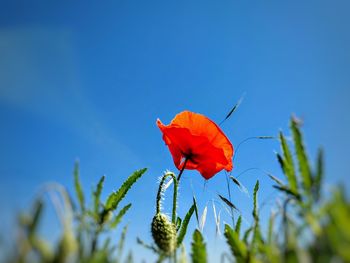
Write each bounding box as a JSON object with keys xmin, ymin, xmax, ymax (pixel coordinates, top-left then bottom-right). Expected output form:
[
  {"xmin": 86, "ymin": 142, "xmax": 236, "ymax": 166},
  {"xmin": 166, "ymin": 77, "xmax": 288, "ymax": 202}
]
[{"xmin": 151, "ymin": 213, "xmax": 176, "ymax": 254}]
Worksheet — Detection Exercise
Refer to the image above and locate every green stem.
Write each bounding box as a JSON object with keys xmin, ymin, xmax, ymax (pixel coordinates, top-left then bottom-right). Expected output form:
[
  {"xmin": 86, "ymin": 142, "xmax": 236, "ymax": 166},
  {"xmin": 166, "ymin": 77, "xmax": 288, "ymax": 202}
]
[
  {"xmin": 225, "ymin": 173, "xmax": 235, "ymax": 227},
  {"xmin": 283, "ymin": 198, "xmax": 291, "ymax": 262},
  {"xmin": 155, "ymin": 172, "xmax": 178, "ymax": 224}
]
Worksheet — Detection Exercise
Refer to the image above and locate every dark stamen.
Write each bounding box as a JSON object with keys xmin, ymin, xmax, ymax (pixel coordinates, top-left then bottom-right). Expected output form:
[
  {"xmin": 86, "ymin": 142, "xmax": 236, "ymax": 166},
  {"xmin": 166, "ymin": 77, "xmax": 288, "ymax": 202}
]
[{"xmin": 177, "ymin": 157, "xmax": 189, "ymax": 182}]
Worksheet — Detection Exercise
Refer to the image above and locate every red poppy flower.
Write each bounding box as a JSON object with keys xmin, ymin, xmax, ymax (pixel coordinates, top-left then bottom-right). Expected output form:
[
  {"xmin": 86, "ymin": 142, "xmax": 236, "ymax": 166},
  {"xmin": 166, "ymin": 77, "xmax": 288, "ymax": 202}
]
[{"xmin": 157, "ymin": 111, "xmax": 234, "ymax": 180}]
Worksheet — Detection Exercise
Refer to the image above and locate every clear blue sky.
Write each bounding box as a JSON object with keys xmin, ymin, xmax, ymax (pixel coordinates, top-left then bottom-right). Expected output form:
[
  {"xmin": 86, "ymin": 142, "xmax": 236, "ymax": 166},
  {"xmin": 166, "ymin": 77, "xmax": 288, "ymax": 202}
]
[{"xmin": 1, "ymin": 1, "xmax": 349, "ymax": 261}]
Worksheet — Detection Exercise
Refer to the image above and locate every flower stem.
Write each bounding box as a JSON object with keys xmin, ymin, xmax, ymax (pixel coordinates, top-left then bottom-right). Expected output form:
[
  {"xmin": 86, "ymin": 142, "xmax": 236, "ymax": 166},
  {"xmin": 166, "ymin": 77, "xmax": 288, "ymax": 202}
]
[
  {"xmin": 155, "ymin": 172, "xmax": 178, "ymax": 224},
  {"xmin": 225, "ymin": 173, "xmax": 235, "ymax": 226},
  {"xmin": 177, "ymin": 158, "xmax": 188, "ymax": 182}
]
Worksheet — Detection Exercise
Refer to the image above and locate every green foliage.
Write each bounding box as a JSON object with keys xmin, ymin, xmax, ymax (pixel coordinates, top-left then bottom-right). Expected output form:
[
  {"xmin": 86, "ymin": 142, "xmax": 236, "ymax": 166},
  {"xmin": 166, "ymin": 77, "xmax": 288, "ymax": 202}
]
[
  {"xmin": 222, "ymin": 116, "xmax": 350, "ymax": 263},
  {"xmin": 278, "ymin": 132, "xmax": 298, "ymax": 194},
  {"xmin": 93, "ymin": 175, "xmax": 105, "ymax": 215},
  {"xmin": 110, "ymin": 203, "xmax": 132, "ymax": 229},
  {"xmin": 3, "ymin": 116, "xmax": 350, "ymax": 263},
  {"xmin": 177, "ymin": 204, "xmax": 195, "ymax": 247},
  {"xmin": 7, "ymin": 165, "xmax": 146, "ymax": 263},
  {"xmin": 105, "ymin": 168, "xmax": 147, "ymax": 211},
  {"xmin": 74, "ymin": 161, "xmax": 85, "ymax": 212},
  {"xmin": 224, "ymin": 224, "xmax": 249, "ymax": 263},
  {"xmin": 313, "ymin": 148, "xmax": 324, "ymax": 201},
  {"xmin": 28, "ymin": 199, "xmax": 44, "ymax": 235},
  {"xmin": 191, "ymin": 230, "xmax": 207, "ymax": 263},
  {"xmin": 148, "ymin": 172, "xmax": 196, "ymax": 260},
  {"xmin": 290, "ymin": 118, "xmax": 312, "ymax": 192},
  {"xmin": 116, "ymin": 225, "xmax": 128, "ymax": 259},
  {"xmin": 218, "ymin": 194, "xmax": 238, "ymax": 211},
  {"xmin": 235, "ymin": 215, "xmax": 242, "ymax": 234},
  {"xmin": 193, "ymin": 196, "xmax": 199, "ymax": 225},
  {"xmin": 252, "ymin": 180, "xmax": 259, "ymax": 221}
]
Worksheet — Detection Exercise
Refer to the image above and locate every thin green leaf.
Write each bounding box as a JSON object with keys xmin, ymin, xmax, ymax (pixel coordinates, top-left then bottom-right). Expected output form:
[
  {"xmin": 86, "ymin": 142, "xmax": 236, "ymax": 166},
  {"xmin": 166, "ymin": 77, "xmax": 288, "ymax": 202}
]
[
  {"xmin": 273, "ymin": 185, "xmax": 301, "ymax": 200},
  {"xmin": 313, "ymin": 148, "xmax": 324, "ymax": 200},
  {"xmin": 176, "ymin": 217, "xmax": 182, "ymax": 232},
  {"xmin": 191, "ymin": 229, "xmax": 207, "ymax": 263},
  {"xmin": 93, "ymin": 176, "xmax": 105, "ymax": 215},
  {"xmin": 235, "ymin": 215, "xmax": 242, "ymax": 234},
  {"xmin": 105, "ymin": 168, "xmax": 147, "ymax": 211},
  {"xmin": 267, "ymin": 212, "xmax": 275, "ymax": 244},
  {"xmin": 125, "ymin": 251, "xmax": 133, "ymax": 263},
  {"xmin": 29, "ymin": 199, "xmax": 44, "ymax": 235},
  {"xmin": 73, "ymin": 161, "xmax": 85, "ymax": 211},
  {"xmin": 267, "ymin": 173, "xmax": 284, "ymax": 186},
  {"xmin": 218, "ymin": 194, "xmax": 238, "ymax": 211},
  {"xmin": 220, "ymin": 96, "xmax": 244, "ymax": 125},
  {"xmin": 110, "ymin": 203, "xmax": 132, "ymax": 229},
  {"xmin": 279, "ymin": 132, "xmax": 298, "ymax": 193},
  {"xmin": 116, "ymin": 225, "xmax": 128, "ymax": 258},
  {"xmin": 253, "ymin": 180, "xmax": 259, "ymax": 221},
  {"xmin": 102, "ymin": 237, "xmax": 111, "ymax": 251},
  {"xmin": 251, "ymin": 222, "xmax": 262, "ymax": 253},
  {"xmin": 193, "ymin": 196, "xmax": 199, "ymax": 225},
  {"xmin": 291, "ymin": 117, "xmax": 312, "ymax": 192},
  {"xmin": 230, "ymin": 176, "xmax": 249, "ymax": 196},
  {"xmin": 136, "ymin": 238, "xmax": 158, "ymax": 253},
  {"xmin": 224, "ymin": 224, "xmax": 248, "ymax": 263},
  {"xmin": 230, "ymin": 176, "xmax": 241, "ymax": 188},
  {"xmin": 243, "ymin": 227, "xmax": 253, "ymax": 244},
  {"xmin": 177, "ymin": 204, "xmax": 195, "ymax": 246},
  {"xmin": 257, "ymin": 136, "xmax": 275, "ymax": 139}
]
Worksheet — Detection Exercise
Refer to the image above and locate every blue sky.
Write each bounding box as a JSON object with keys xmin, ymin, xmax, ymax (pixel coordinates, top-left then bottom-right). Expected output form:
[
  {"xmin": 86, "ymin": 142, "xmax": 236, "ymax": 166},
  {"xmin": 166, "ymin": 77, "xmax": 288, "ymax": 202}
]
[{"xmin": 1, "ymin": 1, "xmax": 350, "ymax": 261}]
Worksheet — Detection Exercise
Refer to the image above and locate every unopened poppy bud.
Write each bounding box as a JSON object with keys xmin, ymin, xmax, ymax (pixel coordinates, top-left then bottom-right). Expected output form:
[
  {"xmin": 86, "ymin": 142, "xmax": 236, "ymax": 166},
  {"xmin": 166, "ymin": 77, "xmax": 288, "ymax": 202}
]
[{"xmin": 151, "ymin": 213, "xmax": 176, "ymax": 254}]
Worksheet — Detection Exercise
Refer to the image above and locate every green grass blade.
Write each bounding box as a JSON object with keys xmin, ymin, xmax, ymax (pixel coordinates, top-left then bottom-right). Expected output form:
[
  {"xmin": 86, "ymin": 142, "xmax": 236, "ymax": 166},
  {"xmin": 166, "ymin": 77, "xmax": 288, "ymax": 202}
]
[
  {"xmin": 273, "ymin": 185, "xmax": 301, "ymax": 201},
  {"xmin": 176, "ymin": 217, "xmax": 182, "ymax": 232},
  {"xmin": 267, "ymin": 212, "xmax": 275, "ymax": 244},
  {"xmin": 29, "ymin": 199, "xmax": 44, "ymax": 235},
  {"xmin": 105, "ymin": 168, "xmax": 147, "ymax": 211},
  {"xmin": 125, "ymin": 251, "xmax": 133, "ymax": 263},
  {"xmin": 218, "ymin": 194, "xmax": 238, "ymax": 211},
  {"xmin": 191, "ymin": 229, "xmax": 207, "ymax": 263},
  {"xmin": 279, "ymin": 132, "xmax": 298, "ymax": 193},
  {"xmin": 224, "ymin": 224, "xmax": 248, "ymax": 263},
  {"xmin": 235, "ymin": 215, "xmax": 242, "ymax": 234},
  {"xmin": 291, "ymin": 118, "xmax": 312, "ymax": 192},
  {"xmin": 230, "ymin": 176, "xmax": 241, "ymax": 187},
  {"xmin": 73, "ymin": 161, "xmax": 85, "ymax": 211},
  {"xmin": 251, "ymin": 222, "xmax": 262, "ymax": 254},
  {"xmin": 253, "ymin": 180, "xmax": 259, "ymax": 221},
  {"xmin": 243, "ymin": 227, "xmax": 253, "ymax": 244},
  {"xmin": 93, "ymin": 175, "xmax": 105, "ymax": 215},
  {"xmin": 219, "ymin": 96, "xmax": 244, "ymax": 125},
  {"xmin": 136, "ymin": 238, "xmax": 158, "ymax": 253},
  {"xmin": 110, "ymin": 203, "xmax": 132, "ymax": 229},
  {"xmin": 313, "ymin": 148, "xmax": 324, "ymax": 200},
  {"xmin": 116, "ymin": 225, "xmax": 128, "ymax": 259},
  {"xmin": 193, "ymin": 196, "xmax": 199, "ymax": 225},
  {"xmin": 177, "ymin": 204, "xmax": 195, "ymax": 246},
  {"xmin": 267, "ymin": 173, "xmax": 284, "ymax": 186}
]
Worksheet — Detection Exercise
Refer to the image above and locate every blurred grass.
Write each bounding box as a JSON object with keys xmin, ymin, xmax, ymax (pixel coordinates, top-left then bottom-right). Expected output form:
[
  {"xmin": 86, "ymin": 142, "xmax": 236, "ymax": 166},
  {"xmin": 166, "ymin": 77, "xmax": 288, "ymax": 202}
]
[{"xmin": 2, "ymin": 117, "xmax": 349, "ymax": 262}]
